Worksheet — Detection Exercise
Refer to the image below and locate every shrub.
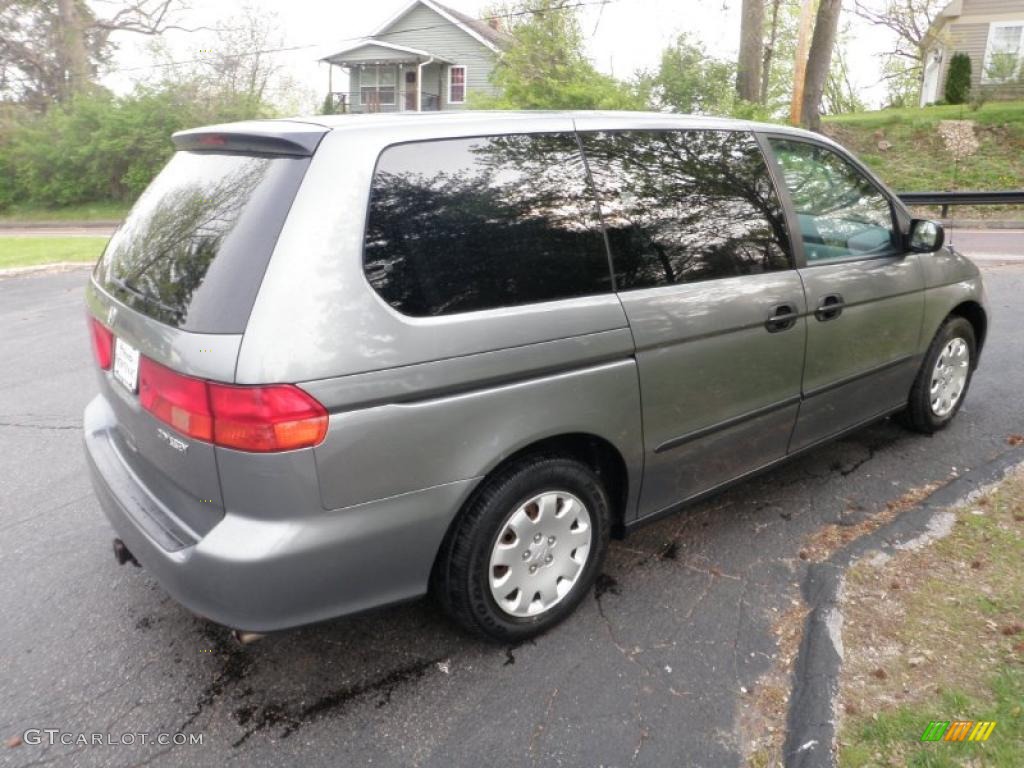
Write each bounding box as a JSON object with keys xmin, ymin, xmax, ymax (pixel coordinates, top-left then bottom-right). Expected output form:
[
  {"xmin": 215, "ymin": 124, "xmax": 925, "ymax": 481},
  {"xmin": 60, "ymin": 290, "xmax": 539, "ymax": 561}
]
[
  {"xmin": 945, "ymin": 52, "xmax": 972, "ymax": 104},
  {"xmin": 0, "ymin": 83, "xmax": 274, "ymax": 211}
]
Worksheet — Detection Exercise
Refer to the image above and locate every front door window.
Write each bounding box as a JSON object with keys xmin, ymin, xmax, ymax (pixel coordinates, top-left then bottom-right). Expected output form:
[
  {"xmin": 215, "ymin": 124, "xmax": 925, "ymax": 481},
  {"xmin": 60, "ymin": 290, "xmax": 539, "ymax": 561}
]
[{"xmin": 768, "ymin": 139, "xmax": 896, "ymax": 263}]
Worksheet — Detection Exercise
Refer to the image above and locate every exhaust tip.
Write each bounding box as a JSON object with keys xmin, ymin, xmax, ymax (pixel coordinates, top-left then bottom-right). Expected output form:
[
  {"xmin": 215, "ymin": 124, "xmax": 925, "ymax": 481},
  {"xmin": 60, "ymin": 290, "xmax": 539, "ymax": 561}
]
[
  {"xmin": 231, "ymin": 630, "xmax": 266, "ymax": 646},
  {"xmin": 112, "ymin": 538, "xmax": 141, "ymax": 568}
]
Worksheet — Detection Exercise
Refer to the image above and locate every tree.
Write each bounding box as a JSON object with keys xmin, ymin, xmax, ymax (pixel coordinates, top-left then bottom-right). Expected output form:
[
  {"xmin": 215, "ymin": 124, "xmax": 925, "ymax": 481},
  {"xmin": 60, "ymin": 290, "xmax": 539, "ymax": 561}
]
[
  {"xmin": 139, "ymin": 5, "xmax": 313, "ymax": 117},
  {"xmin": 737, "ymin": 0, "xmax": 765, "ymax": 102},
  {"xmin": 643, "ymin": 33, "xmax": 735, "ymax": 115},
  {"xmin": 944, "ymin": 52, "xmax": 971, "ymax": 104},
  {"xmin": 822, "ymin": 33, "xmax": 865, "ymax": 115},
  {"xmin": 760, "ymin": 0, "xmax": 784, "ymax": 103},
  {"xmin": 801, "ymin": 0, "xmax": 842, "ymax": 131},
  {"xmin": 0, "ymin": 0, "xmax": 205, "ymax": 109},
  {"xmin": 853, "ymin": 0, "xmax": 948, "ymax": 105},
  {"xmin": 475, "ymin": 0, "xmax": 642, "ymax": 110},
  {"xmin": 853, "ymin": 0, "xmax": 947, "ymax": 63}
]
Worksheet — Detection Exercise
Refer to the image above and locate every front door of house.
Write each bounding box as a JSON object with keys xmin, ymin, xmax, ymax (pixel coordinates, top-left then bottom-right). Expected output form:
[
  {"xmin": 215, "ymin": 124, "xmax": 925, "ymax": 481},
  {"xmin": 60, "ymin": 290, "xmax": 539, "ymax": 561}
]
[{"xmin": 405, "ymin": 70, "xmax": 417, "ymax": 111}]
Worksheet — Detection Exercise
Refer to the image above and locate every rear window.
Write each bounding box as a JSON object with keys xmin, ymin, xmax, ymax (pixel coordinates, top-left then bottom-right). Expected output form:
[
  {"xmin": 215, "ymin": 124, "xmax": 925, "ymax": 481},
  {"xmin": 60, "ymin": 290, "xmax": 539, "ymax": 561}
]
[
  {"xmin": 94, "ymin": 150, "xmax": 310, "ymax": 333},
  {"xmin": 363, "ymin": 134, "xmax": 611, "ymax": 317}
]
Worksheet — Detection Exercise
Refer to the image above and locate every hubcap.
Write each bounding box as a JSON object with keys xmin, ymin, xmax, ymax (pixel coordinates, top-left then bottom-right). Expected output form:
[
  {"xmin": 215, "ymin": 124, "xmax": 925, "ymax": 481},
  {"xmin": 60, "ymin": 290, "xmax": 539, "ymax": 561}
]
[
  {"xmin": 929, "ymin": 337, "xmax": 970, "ymax": 417},
  {"xmin": 488, "ymin": 491, "xmax": 592, "ymax": 618}
]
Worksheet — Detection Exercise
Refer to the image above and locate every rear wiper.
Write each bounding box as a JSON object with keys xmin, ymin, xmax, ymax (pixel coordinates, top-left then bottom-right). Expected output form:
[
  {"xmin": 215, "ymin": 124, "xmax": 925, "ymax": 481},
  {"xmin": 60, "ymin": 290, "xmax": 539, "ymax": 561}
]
[{"xmin": 109, "ymin": 276, "xmax": 178, "ymax": 315}]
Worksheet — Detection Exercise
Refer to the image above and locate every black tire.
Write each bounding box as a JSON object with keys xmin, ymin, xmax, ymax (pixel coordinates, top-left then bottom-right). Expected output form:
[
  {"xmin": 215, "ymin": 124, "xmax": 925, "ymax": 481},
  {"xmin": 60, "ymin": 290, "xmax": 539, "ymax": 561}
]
[
  {"xmin": 902, "ymin": 316, "xmax": 976, "ymax": 434},
  {"xmin": 432, "ymin": 456, "xmax": 612, "ymax": 642}
]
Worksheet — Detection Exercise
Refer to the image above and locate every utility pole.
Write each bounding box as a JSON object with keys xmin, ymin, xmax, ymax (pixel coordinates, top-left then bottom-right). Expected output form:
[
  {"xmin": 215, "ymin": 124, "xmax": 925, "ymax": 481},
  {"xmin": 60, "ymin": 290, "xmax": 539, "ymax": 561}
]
[{"xmin": 790, "ymin": 0, "xmax": 815, "ymax": 126}]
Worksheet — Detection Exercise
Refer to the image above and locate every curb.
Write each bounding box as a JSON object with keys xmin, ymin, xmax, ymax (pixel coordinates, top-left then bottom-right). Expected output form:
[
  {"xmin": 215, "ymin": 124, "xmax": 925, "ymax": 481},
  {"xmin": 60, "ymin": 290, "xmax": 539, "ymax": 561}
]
[
  {"xmin": 0, "ymin": 220, "xmax": 121, "ymax": 230},
  {"xmin": 0, "ymin": 262, "xmax": 94, "ymax": 279},
  {"xmin": 782, "ymin": 447, "xmax": 1024, "ymax": 768}
]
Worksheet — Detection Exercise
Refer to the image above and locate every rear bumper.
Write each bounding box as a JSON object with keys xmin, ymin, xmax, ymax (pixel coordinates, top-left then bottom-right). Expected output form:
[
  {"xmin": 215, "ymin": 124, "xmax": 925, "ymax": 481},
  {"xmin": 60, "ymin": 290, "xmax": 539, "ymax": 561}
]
[{"xmin": 83, "ymin": 395, "xmax": 476, "ymax": 632}]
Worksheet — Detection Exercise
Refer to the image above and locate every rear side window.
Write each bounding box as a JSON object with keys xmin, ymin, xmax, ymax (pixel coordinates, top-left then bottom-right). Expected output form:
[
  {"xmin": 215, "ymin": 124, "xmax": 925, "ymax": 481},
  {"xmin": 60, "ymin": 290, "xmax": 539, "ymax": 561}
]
[
  {"xmin": 363, "ymin": 134, "xmax": 611, "ymax": 317},
  {"xmin": 580, "ymin": 130, "xmax": 792, "ymax": 290},
  {"xmin": 94, "ymin": 151, "xmax": 309, "ymax": 333}
]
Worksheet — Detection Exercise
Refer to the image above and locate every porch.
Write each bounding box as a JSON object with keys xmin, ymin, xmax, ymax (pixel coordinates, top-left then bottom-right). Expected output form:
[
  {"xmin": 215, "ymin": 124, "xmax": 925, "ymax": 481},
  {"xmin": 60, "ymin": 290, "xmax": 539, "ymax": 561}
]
[{"xmin": 321, "ymin": 41, "xmax": 450, "ymax": 113}]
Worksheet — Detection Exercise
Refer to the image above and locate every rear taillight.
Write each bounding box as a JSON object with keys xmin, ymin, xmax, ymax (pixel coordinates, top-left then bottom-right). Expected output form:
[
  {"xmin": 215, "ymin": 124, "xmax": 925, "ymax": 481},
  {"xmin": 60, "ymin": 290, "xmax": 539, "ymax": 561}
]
[
  {"xmin": 209, "ymin": 384, "xmax": 329, "ymax": 452},
  {"xmin": 139, "ymin": 357, "xmax": 214, "ymax": 441},
  {"xmin": 137, "ymin": 357, "xmax": 327, "ymax": 452},
  {"xmin": 89, "ymin": 316, "xmax": 114, "ymax": 370}
]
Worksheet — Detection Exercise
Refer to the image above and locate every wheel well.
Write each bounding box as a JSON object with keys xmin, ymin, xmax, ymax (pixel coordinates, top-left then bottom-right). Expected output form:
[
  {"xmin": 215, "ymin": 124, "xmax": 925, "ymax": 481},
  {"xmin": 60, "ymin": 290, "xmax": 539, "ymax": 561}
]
[
  {"xmin": 470, "ymin": 434, "xmax": 631, "ymax": 539},
  {"xmin": 949, "ymin": 301, "xmax": 987, "ymax": 354}
]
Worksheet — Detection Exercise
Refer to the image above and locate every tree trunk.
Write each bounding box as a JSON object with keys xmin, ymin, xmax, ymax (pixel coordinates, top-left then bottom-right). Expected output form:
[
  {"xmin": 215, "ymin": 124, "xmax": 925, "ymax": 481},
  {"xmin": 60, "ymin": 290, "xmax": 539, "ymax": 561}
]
[
  {"xmin": 760, "ymin": 0, "xmax": 782, "ymax": 104},
  {"xmin": 737, "ymin": 0, "xmax": 764, "ymax": 103},
  {"xmin": 55, "ymin": 0, "xmax": 91, "ymax": 101},
  {"xmin": 801, "ymin": 0, "xmax": 843, "ymax": 132}
]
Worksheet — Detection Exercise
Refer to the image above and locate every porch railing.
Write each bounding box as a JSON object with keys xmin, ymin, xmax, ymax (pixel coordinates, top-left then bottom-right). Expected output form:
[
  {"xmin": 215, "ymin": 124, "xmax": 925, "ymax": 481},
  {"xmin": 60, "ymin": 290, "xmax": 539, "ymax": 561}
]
[{"xmin": 327, "ymin": 90, "xmax": 442, "ymax": 114}]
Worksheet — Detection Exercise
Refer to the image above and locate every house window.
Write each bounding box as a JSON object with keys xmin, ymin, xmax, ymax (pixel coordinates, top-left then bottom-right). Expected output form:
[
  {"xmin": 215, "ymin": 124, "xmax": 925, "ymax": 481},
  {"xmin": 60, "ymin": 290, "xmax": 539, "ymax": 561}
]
[
  {"xmin": 448, "ymin": 65, "xmax": 466, "ymax": 104},
  {"xmin": 982, "ymin": 22, "xmax": 1024, "ymax": 84},
  {"xmin": 359, "ymin": 65, "xmax": 397, "ymax": 107}
]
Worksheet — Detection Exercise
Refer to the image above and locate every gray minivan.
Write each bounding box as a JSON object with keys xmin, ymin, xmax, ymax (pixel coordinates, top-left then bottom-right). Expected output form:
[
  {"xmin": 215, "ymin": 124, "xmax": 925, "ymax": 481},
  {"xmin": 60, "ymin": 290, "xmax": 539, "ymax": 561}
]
[{"xmin": 84, "ymin": 111, "xmax": 987, "ymax": 642}]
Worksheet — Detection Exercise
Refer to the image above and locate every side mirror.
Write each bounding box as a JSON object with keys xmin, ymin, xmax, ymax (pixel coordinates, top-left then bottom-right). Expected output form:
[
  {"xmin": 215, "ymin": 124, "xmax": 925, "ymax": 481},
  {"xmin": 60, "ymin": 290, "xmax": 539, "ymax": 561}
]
[{"xmin": 908, "ymin": 219, "xmax": 945, "ymax": 253}]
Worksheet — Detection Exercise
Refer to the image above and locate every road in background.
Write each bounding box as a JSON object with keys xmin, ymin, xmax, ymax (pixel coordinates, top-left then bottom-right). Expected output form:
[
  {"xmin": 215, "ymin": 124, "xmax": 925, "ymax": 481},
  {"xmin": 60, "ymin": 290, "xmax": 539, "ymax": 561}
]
[{"xmin": 948, "ymin": 229, "xmax": 1024, "ymax": 262}]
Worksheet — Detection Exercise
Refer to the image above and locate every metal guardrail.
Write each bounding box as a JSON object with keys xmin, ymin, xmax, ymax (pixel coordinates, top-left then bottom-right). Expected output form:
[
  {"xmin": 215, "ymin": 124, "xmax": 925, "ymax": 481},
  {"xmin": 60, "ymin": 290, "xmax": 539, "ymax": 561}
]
[{"xmin": 898, "ymin": 190, "xmax": 1024, "ymax": 217}]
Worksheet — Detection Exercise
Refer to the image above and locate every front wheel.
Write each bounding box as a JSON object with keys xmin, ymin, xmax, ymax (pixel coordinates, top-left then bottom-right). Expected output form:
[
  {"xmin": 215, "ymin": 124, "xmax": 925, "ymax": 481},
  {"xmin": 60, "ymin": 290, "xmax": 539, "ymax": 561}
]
[
  {"xmin": 432, "ymin": 456, "xmax": 611, "ymax": 642},
  {"xmin": 902, "ymin": 316, "xmax": 976, "ymax": 433}
]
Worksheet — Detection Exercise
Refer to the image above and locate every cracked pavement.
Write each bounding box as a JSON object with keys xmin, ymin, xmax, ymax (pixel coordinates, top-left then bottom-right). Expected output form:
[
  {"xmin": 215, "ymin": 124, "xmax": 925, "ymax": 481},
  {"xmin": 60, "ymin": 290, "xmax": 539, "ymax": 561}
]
[{"xmin": 1, "ymin": 265, "xmax": 1022, "ymax": 768}]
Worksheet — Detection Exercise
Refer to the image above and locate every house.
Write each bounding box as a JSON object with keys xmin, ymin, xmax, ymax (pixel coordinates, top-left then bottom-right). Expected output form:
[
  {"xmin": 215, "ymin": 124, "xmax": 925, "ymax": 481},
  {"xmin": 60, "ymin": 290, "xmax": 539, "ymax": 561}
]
[
  {"xmin": 920, "ymin": 0, "xmax": 1024, "ymax": 105},
  {"xmin": 320, "ymin": 0, "xmax": 511, "ymax": 113}
]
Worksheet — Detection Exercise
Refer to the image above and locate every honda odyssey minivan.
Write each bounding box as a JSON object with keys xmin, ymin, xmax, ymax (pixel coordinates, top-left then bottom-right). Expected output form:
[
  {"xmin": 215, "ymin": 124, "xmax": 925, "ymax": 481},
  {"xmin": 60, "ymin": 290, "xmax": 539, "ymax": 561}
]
[{"xmin": 84, "ymin": 111, "xmax": 987, "ymax": 642}]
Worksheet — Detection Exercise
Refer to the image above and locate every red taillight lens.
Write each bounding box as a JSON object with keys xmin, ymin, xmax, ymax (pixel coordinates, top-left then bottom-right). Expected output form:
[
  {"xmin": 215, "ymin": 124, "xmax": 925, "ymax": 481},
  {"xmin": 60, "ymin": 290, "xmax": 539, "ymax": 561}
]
[
  {"xmin": 89, "ymin": 316, "xmax": 114, "ymax": 370},
  {"xmin": 137, "ymin": 357, "xmax": 328, "ymax": 452},
  {"xmin": 139, "ymin": 357, "xmax": 213, "ymax": 442},
  {"xmin": 209, "ymin": 383, "xmax": 328, "ymax": 452}
]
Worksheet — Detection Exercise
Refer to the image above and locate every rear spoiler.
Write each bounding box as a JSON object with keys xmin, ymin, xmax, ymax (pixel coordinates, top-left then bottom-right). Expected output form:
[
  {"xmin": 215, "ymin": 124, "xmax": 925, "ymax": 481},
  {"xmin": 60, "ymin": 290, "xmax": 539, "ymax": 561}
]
[{"xmin": 172, "ymin": 120, "xmax": 328, "ymax": 156}]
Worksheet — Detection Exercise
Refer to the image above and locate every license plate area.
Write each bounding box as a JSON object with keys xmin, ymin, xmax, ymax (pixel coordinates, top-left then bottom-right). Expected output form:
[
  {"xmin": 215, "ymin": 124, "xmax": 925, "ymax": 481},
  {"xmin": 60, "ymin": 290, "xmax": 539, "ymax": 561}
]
[{"xmin": 113, "ymin": 337, "xmax": 140, "ymax": 393}]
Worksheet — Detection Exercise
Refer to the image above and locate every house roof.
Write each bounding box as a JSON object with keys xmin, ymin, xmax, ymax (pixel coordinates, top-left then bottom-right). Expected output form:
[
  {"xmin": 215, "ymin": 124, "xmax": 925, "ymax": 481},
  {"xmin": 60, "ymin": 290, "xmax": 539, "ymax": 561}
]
[
  {"xmin": 430, "ymin": 1, "xmax": 513, "ymax": 49},
  {"xmin": 320, "ymin": 39, "xmax": 453, "ymax": 65},
  {"xmin": 923, "ymin": 1, "xmax": 965, "ymax": 48},
  {"xmin": 372, "ymin": 0, "xmax": 511, "ymax": 52}
]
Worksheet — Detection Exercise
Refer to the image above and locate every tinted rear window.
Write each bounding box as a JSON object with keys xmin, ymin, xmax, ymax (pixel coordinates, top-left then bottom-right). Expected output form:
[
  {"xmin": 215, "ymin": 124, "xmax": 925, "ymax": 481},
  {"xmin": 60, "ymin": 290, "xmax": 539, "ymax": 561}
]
[
  {"xmin": 94, "ymin": 151, "xmax": 309, "ymax": 333},
  {"xmin": 580, "ymin": 130, "xmax": 793, "ymax": 289},
  {"xmin": 363, "ymin": 134, "xmax": 611, "ymax": 317}
]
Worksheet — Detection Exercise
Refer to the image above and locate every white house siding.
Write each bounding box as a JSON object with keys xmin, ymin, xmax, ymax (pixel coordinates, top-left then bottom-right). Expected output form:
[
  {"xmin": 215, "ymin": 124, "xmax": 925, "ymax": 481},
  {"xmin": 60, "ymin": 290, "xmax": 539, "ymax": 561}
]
[
  {"xmin": 940, "ymin": 22, "xmax": 1024, "ymax": 97},
  {"xmin": 933, "ymin": 0, "xmax": 1024, "ymax": 99},
  {"xmin": 376, "ymin": 3, "xmax": 499, "ymax": 108},
  {"xmin": 959, "ymin": 0, "xmax": 1024, "ymax": 15}
]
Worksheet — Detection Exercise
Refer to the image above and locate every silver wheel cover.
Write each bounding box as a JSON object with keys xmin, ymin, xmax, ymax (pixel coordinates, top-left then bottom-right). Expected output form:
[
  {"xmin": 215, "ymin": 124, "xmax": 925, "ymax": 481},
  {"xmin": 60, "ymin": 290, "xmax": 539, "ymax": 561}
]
[
  {"xmin": 488, "ymin": 491, "xmax": 592, "ymax": 618},
  {"xmin": 930, "ymin": 337, "xmax": 970, "ymax": 418}
]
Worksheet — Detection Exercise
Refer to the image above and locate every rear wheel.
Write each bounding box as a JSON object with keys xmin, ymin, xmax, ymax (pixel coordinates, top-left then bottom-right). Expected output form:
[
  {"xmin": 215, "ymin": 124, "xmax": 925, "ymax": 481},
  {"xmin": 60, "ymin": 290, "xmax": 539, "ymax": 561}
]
[
  {"xmin": 433, "ymin": 456, "xmax": 611, "ymax": 642},
  {"xmin": 902, "ymin": 316, "xmax": 976, "ymax": 433}
]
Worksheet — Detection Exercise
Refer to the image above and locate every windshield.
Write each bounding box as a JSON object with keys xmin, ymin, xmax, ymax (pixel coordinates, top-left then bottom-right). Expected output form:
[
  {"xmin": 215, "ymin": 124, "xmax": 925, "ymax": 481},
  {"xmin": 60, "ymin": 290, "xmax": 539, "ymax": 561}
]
[{"xmin": 94, "ymin": 150, "xmax": 309, "ymax": 333}]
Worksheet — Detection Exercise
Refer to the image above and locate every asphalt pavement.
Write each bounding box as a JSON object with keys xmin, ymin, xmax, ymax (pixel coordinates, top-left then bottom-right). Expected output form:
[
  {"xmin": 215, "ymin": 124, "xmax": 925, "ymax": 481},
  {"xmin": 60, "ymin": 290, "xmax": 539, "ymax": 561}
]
[{"xmin": 1, "ymin": 261, "xmax": 1022, "ymax": 768}]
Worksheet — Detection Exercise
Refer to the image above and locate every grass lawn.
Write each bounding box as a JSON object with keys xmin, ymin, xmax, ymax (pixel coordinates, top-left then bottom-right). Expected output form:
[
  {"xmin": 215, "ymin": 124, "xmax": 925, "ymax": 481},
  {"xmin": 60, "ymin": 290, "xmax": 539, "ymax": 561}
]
[
  {"xmin": 0, "ymin": 236, "xmax": 108, "ymax": 269},
  {"xmin": 0, "ymin": 201, "xmax": 129, "ymax": 224},
  {"xmin": 826, "ymin": 100, "xmax": 1024, "ymax": 130},
  {"xmin": 836, "ymin": 464, "xmax": 1024, "ymax": 767},
  {"xmin": 823, "ymin": 101, "xmax": 1024, "ymax": 221}
]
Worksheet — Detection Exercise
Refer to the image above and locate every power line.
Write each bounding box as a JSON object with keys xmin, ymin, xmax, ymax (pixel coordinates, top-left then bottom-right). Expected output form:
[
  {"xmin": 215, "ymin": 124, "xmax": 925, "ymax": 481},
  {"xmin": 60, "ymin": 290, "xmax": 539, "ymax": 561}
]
[{"xmin": 76, "ymin": 0, "xmax": 618, "ymax": 81}]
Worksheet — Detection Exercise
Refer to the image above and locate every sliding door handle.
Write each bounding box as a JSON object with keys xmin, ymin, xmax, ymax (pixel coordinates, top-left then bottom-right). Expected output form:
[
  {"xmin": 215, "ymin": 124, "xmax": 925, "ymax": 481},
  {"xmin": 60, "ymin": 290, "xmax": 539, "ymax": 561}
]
[
  {"xmin": 814, "ymin": 293, "xmax": 845, "ymax": 321},
  {"xmin": 765, "ymin": 304, "xmax": 799, "ymax": 333}
]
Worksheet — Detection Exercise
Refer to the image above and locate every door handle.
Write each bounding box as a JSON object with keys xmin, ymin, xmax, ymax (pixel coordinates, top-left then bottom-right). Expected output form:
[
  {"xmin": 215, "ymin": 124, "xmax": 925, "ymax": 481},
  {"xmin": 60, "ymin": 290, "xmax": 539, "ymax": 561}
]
[
  {"xmin": 814, "ymin": 293, "xmax": 845, "ymax": 322},
  {"xmin": 765, "ymin": 304, "xmax": 799, "ymax": 333}
]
